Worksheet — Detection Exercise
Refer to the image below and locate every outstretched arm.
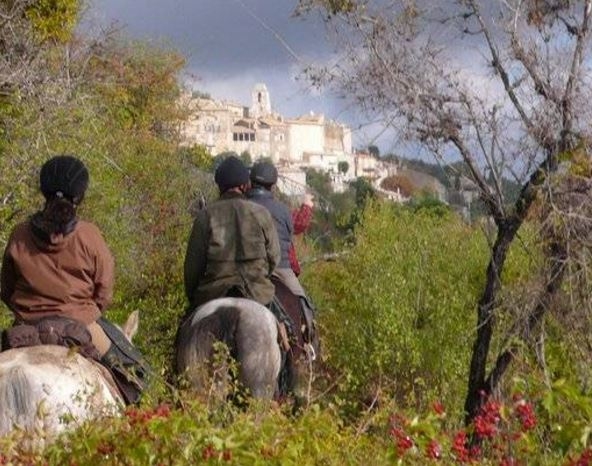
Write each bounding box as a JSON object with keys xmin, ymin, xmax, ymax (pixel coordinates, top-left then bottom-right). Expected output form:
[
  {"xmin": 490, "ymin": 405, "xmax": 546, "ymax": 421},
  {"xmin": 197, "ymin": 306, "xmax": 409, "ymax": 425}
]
[{"xmin": 292, "ymin": 196, "xmax": 314, "ymax": 235}]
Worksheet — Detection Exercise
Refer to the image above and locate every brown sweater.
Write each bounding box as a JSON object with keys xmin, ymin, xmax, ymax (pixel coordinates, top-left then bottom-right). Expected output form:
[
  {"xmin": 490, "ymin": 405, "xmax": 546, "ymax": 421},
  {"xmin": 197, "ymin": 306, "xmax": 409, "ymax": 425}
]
[{"xmin": 0, "ymin": 219, "xmax": 114, "ymax": 325}]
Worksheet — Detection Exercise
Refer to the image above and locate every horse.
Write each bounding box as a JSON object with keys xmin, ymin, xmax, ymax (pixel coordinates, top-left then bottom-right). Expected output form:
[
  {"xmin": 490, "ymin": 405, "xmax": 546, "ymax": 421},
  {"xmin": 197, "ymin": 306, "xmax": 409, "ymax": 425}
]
[
  {"xmin": 175, "ymin": 298, "xmax": 282, "ymax": 401},
  {"xmin": 175, "ymin": 287, "xmax": 320, "ymax": 405},
  {"xmin": 271, "ymin": 276, "xmax": 320, "ymax": 405},
  {"xmin": 0, "ymin": 311, "xmax": 139, "ymax": 440}
]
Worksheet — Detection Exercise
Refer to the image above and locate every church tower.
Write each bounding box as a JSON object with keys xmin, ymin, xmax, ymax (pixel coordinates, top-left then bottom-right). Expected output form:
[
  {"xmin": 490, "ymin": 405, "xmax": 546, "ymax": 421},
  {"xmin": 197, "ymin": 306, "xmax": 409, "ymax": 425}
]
[{"xmin": 250, "ymin": 83, "xmax": 271, "ymax": 118}]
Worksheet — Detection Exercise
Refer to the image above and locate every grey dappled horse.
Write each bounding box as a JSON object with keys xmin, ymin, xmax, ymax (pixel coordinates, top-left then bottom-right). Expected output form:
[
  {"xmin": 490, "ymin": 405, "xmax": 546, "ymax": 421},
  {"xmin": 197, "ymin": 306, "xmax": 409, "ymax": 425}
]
[
  {"xmin": 175, "ymin": 298, "xmax": 282, "ymax": 400},
  {"xmin": 0, "ymin": 311, "xmax": 139, "ymax": 439}
]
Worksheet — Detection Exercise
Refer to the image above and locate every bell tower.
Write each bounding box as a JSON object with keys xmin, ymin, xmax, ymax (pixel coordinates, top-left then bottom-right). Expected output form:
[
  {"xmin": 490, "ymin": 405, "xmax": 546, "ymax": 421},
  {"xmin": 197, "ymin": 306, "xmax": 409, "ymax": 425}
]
[{"xmin": 250, "ymin": 83, "xmax": 271, "ymax": 118}]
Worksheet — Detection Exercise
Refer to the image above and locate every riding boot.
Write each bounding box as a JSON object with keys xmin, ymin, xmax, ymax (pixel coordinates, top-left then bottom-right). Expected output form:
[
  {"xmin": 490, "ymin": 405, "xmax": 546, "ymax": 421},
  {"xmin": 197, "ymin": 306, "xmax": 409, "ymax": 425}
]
[
  {"xmin": 97, "ymin": 317, "xmax": 153, "ymax": 405},
  {"xmin": 268, "ymin": 297, "xmax": 295, "ymax": 339},
  {"xmin": 100, "ymin": 344, "xmax": 147, "ymax": 405}
]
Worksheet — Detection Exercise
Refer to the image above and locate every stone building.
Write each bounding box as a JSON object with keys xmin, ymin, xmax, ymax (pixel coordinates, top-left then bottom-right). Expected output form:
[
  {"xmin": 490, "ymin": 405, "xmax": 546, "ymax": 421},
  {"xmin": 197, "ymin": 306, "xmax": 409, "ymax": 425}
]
[{"xmin": 180, "ymin": 83, "xmax": 353, "ymax": 167}]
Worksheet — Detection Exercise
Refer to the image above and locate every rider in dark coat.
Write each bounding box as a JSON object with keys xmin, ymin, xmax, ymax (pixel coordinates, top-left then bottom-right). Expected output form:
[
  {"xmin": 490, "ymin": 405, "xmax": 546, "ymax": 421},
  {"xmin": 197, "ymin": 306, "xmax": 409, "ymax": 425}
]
[
  {"xmin": 246, "ymin": 161, "xmax": 317, "ymax": 343},
  {"xmin": 184, "ymin": 156, "xmax": 280, "ymax": 309}
]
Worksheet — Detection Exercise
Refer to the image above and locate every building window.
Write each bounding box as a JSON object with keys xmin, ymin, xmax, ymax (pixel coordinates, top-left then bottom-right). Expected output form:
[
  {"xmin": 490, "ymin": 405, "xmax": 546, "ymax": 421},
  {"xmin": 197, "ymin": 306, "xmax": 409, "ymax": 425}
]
[
  {"xmin": 233, "ymin": 133, "xmax": 238, "ymax": 141},
  {"xmin": 250, "ymin": 134, "xmax": 255, "ymax": 141},
  {"xmin": 258, "ymin": 92, "xmax": 262, "ymax": 103}
]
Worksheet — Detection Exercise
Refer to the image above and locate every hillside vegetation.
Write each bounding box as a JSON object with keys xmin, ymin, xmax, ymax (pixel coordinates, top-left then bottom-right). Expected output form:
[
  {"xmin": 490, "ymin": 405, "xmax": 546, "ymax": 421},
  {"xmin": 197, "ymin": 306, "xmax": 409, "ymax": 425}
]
[{"xmin": 2, "ymin": 2, "xmax": 592, "ymax": 465}]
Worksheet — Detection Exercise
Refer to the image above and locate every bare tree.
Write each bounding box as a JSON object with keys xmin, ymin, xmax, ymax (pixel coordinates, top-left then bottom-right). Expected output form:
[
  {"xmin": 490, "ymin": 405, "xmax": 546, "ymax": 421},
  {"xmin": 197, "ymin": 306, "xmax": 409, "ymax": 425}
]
[{"xmin": 298, "ymin": 0, "xmax": 592, "ymax": 425}]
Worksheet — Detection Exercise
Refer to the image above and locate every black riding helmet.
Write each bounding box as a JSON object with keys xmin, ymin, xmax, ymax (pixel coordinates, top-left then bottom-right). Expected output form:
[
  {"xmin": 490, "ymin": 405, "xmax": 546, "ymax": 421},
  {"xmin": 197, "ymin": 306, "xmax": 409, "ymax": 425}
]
[
  {"xmin": 40, "ymin": 155, "xmax": 89, "ymax": 203},
  {"xmin": 250, "ymin": 161, "xmax": 278, "ymax": 187},
  {"xmin": 214, "ymin": 156, "xmax": 250, "ymax": 192}
]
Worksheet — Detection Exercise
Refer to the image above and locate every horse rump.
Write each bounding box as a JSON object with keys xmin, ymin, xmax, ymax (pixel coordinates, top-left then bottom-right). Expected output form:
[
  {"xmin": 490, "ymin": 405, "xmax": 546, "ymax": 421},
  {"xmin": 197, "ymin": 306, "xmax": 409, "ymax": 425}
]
[
  {"xmin": 0, "ymin": 346, "xmax": 122, "ymax": 440},
  {"xmin": 175, "ymin": 298, "xmax": 281, "ymax": 401}
]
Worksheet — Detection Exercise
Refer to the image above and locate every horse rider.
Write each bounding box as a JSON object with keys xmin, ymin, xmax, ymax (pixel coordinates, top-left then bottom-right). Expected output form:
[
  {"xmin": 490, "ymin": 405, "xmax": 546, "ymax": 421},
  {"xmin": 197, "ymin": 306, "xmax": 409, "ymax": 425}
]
[
  {"xmin": 0, "ymin": 155, "xmax": 150, "ymax": 404},
  {"xmin": 184, "ymin": 155, "xmax": 280, "ymax": 310},
  {"xmin": 246, "ymin": 160, "xmax": 317, "ymax": 345}
]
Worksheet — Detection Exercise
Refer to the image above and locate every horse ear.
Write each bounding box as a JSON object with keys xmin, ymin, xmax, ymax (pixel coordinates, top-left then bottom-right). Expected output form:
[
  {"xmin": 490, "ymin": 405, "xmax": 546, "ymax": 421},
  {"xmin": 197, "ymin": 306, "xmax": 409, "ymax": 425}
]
[{"xmin": 121, "ymin": 310, "xmax": 139, "ymax": 342}]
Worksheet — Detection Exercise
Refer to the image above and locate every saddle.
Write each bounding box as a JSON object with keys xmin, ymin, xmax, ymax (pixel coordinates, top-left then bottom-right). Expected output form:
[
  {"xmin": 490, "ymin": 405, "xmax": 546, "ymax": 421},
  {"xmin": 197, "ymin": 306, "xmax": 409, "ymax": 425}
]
[
  {"xmin": 1, "ymin": 317, "xmax": 101, "ymax": 360},
  {"xmin": 270, "ymin": 277, "xmax": 318, "ymax": 353}
]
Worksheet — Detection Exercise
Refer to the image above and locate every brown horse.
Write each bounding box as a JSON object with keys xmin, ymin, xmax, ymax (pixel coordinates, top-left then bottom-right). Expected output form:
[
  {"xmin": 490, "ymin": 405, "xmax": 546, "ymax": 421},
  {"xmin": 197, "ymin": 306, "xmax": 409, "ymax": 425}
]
[{"xmin": 272, "ymin": 277, "xmax": 320, "ymax": 404}]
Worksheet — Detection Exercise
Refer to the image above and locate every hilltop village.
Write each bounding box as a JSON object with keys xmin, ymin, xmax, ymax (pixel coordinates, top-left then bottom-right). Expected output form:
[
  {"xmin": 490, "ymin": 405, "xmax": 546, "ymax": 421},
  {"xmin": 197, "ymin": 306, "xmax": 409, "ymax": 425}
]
[
  {"xmin": 179, "ymin": 83, "xmax": 409, "ymax": 199},
  {"xmin": 176, "ymin": 83, "xmax": 490, "ymax": 220}
]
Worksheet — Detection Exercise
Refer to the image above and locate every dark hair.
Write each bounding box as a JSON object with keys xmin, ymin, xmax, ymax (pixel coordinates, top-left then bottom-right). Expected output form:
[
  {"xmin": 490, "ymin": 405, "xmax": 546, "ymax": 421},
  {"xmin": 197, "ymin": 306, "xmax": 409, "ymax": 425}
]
[
  {"xmin": 42, "ymin": 195, "xmax": 77, "ymax": 234},
  {"xmin": 35, "ymin": 155, "xmax": 88, "ymax": 236}
]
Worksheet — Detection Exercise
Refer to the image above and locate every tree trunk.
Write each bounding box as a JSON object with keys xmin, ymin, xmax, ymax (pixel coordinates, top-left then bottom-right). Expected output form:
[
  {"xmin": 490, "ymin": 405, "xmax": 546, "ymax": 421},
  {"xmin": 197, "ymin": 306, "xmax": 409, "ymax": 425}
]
[
  {"xmin": 483, "ymin": 241, "xmax": 567, "ymax": 395},
  {"xmin": 464, "ymin": 222, "xmax": 519, "ymax": 425}
]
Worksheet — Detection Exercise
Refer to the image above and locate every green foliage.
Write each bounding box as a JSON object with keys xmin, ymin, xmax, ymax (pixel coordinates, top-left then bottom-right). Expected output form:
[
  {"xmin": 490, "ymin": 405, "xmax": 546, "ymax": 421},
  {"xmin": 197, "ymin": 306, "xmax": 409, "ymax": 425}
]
[
  {"xmin": 25, "ymin": 0, "xmax": 80, "ymax": 43},
  {"xmin": 91, "ymin": 40, "xmax": 186, "ymax": 134},
  {"xmin": 4, "ymin": 2, "xmax": 592, "ymax": 463},
  {"xmin": 367, "ymin": 145, "xmax": 379, "ymax": 158},
  {"xmin": 539, "ymin": 377, "xmax": 592, "ymax": 455},
  {"xmin": 305, "ymin": 168, "xmax": 332, "ymax": 201},
  {"xmin": 177, "ymin": 144, "xmax": 213, "ymax": 171},
  {"xmin": 337, "ymin": 160, "xmax": 349, "ymax": 174},
  {"xmin": 0, "ymin": 403, "xmax": 390, "ymax": 465},
  {"xmin": 303, "ymin": 170, "xmax": 374, "ymax": 250},
  {"xmin": 305, "ymin": 202, "xmax": 486, "ymax": 412},
  {"xmin": 350, "ymin": 176, "xmax": 375, "ymax": 207},
  {"xmin": 239, "ymin": 150, "xmax": 252, "ymax": 166},
  {"xmin": 407, "ymin": 194, "xmax": 451, "ymax": 217}
]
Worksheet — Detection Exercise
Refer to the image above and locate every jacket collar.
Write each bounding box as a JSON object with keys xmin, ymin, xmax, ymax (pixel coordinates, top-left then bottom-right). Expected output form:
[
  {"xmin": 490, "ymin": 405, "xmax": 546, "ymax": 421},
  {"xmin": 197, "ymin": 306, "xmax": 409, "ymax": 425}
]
[
  {"xmin": 220, "ymin": 191, "xmax": 245, "ymax": 201},
  {"xmin": 247, "ymin": 187, "xmax": 273, "ymax": 199}
]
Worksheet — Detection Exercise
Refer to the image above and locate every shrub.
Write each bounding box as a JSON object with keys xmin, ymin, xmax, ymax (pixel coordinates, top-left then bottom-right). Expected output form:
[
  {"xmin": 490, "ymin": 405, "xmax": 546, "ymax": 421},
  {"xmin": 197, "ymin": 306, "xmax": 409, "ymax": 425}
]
[{"xmin": 304, "ymin": 202, "xmax": 486, "ymax": 413}]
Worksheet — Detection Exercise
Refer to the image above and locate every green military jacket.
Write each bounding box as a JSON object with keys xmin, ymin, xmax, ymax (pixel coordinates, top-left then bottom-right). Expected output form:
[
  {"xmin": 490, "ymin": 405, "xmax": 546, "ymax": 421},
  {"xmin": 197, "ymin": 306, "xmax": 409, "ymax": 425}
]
[{"xmin": 184, "ymin": 191, "xmax": 280, "ymax": 309}]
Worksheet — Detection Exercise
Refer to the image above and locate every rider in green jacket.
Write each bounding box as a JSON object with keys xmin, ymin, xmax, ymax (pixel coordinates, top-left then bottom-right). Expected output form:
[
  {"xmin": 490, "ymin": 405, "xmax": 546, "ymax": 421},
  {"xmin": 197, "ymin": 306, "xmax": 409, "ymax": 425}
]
[{"xmin": 184, "ymin": 156, "xmax": 280, "ymax": 310}]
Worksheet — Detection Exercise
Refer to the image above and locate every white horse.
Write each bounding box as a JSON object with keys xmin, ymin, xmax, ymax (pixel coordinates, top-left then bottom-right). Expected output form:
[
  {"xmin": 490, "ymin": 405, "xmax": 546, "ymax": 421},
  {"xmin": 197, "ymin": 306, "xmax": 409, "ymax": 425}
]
[
  {"xmin": 175, "ymin": 298, "xmax": 282, "ymax": 400},
  {"xmin": 0, "ymin": 311, "xmax": 139, "ymax": 438}
]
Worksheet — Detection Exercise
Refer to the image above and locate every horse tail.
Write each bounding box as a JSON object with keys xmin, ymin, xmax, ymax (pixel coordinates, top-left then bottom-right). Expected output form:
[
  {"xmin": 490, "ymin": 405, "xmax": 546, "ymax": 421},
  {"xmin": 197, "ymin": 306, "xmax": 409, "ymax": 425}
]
[
  {"xmin": 234, "ymin": 302, "xmax": 281, "ymax": 399},
  {"xmin": 176, "ymin": 298, "xmax": 282, "ymax": 400},
  {"xmin": 0, "ymin": 366, "xmax": 34, "ymax": 434}
]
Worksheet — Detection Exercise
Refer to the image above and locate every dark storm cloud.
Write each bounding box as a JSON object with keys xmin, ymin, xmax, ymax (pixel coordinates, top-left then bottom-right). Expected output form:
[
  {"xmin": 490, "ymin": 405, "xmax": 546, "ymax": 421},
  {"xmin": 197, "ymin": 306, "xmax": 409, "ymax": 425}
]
[
  {"xmin": 87, "ymin": 1, "xmax": 328, "ymax": 75},
  {"xmin": 85, "ymin": 0, "xmax": 361, "ymax": 139}
]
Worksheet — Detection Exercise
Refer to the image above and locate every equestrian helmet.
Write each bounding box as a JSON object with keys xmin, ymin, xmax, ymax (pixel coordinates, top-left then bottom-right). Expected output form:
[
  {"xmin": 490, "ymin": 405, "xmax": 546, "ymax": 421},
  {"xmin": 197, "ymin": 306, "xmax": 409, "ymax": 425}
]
[
  {"xmin": 214, "ymin": 156, "xmax": 250, "ymax": 192},
  {"xmin": 40, "ymin": 155, "xmax": 89, "ymax": 203},
  {"xmin": 250, "ymin": 161, "xmax": 278, "ymax": 186}
]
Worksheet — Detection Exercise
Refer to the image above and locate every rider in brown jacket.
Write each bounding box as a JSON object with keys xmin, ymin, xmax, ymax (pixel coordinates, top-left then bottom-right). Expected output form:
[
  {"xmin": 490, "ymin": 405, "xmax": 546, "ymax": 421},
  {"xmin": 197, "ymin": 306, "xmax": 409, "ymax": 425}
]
[
  {"xmin": 184, "ymin": 156, "xmax": 280, "ymax": 310},
  {"xmin": 0, "ymin": 155, "xmax": 149, "ymax": 404},
  {"xmin": 1, "ymin": 207, "xmax": 114, "ymax": 327}
]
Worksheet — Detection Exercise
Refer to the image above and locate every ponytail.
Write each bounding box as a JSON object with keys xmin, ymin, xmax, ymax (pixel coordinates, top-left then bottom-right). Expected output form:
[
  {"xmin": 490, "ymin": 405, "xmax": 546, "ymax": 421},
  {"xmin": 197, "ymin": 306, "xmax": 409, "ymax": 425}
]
[{"xmin": 41, "ymin": 195, "xmax": 77, "ymax": 235}]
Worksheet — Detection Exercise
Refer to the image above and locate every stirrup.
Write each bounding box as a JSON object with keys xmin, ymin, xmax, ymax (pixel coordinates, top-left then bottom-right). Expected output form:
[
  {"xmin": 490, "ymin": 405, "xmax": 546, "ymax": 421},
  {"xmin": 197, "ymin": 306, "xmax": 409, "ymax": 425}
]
[{"xmin": 304, "ymin": 342, "xmax": 316, "ymax": 362}]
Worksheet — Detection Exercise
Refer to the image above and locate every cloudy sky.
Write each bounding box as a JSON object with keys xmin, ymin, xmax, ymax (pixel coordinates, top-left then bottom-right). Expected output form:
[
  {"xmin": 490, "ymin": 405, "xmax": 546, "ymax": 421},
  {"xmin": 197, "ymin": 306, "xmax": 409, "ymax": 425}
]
[{"xmin": 84, "ymin": 0, "xmax": 388, "ymax": 151}]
